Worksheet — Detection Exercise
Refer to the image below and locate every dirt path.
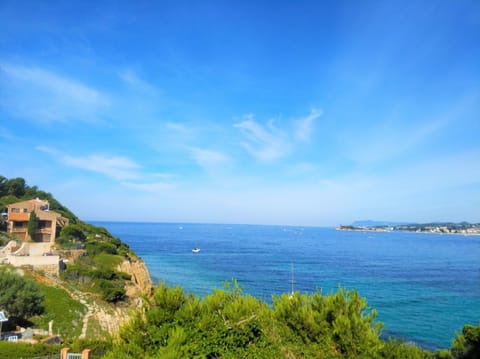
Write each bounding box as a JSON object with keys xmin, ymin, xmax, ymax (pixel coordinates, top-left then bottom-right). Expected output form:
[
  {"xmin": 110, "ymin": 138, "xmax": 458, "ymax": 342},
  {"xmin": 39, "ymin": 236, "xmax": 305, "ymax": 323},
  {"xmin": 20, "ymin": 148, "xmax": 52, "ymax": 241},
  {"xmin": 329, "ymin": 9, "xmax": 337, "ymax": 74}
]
[{"xmin": 33, "ymin": 272, "xmax": 131, "ymax": 338}]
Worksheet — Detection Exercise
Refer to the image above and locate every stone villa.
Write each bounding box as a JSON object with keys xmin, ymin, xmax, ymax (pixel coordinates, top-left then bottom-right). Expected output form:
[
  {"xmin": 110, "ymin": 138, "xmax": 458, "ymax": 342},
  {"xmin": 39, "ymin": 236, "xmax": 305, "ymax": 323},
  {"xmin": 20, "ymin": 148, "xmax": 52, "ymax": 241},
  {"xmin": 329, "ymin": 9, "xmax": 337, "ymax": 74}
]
[
  {"xmin": 1, "ymin": 198, "xmax": 69, "ymax": 275},
  {"xmin": 6, "ymin": 198, "xmax": 68, "ymax": 243}
]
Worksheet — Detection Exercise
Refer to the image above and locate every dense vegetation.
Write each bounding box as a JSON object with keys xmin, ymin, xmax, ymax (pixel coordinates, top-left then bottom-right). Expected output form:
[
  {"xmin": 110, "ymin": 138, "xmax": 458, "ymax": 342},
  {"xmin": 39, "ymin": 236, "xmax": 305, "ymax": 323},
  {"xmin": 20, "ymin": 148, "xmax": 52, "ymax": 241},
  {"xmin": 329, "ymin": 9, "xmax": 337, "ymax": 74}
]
[
  {"xmin": 57, "ymin": 222, "xmax": 134, "ymax": 303},
  {"xmin": 0, "ymin": 266, "xmax": 86, "ymax": 339},
  {"xmin": 0, "ymin": 341, "xmax": 62, "ymax": 358},
  {"xmin": 0, "ymin": 175, "xmax": 133, "ymax": 303},
  {"xmin": 101, "ymin": 281, "xmax": 479, "ymax": 359},
  {"xmin": 0, "ymin": 267, "xmax": 44, "ymax": 322},
  {"xmin": 0, "ymin": 231, "xmax": 13, "ymax": 247},
  {"xmin": 1, "ymin": 277, "xmax": 478, "ymax": 358},
  {"xmin": 0, "ymin": 175, "xmax": 78, "ymax": 225}
]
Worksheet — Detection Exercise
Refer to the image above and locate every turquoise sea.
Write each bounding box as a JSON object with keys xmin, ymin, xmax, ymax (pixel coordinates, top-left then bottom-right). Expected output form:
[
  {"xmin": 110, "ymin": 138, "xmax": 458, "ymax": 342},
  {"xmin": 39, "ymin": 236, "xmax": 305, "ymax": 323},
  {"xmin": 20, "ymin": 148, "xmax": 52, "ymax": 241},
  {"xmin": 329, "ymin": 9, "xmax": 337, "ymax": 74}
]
[{"xmin": 93, "ymin": 222, "xmax": 480, "ymax": 350}]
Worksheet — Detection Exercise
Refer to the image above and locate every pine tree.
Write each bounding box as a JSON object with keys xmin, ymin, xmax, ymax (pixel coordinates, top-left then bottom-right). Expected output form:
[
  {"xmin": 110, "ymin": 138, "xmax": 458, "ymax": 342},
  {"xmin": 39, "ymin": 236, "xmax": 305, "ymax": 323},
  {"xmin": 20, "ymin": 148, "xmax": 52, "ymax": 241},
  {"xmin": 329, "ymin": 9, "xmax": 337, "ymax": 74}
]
[{"xmin": 27, "ymin": 210, "xmax": 37, "ymax": 241}]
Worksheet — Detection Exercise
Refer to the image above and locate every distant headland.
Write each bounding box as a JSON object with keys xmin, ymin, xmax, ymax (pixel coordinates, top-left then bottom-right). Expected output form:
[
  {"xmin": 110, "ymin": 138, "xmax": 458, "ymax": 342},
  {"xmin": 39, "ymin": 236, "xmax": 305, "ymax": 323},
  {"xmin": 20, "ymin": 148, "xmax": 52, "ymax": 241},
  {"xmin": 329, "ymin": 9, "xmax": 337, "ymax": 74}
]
[{"xmin": 337, "ymin": 221, "xmax": 480, "ymax": 235}]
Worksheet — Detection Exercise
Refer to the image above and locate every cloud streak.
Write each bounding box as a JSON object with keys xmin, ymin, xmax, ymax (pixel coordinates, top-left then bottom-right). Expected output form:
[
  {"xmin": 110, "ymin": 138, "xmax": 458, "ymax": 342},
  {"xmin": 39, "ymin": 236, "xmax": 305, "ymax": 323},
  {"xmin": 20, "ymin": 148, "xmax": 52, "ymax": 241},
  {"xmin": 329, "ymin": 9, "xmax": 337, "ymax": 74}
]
[
  {"xmin": 119, "ymin": 69, "xmax": 157, "ymax": 94},
  {"xmin": 121, "ymin": 181, "xmax": 176, "ymax": 192},
  {"xmin": 62, "ymin": 154, "xmax": 140, "ymax": 180},
  {"xmin": 36, "ymin": 146, "xmax": 178, "ymax": 192},
  {"xmin": 344, "ymin": 117, "xmax": 451, "ymax": 165},
  {"xmin": 234, "ymin": 115, "xmax": 290, "ymax": 161},
  {"xmin": 294, "ymin": 108, "xmax": 322, "ymax": 142},
  {"xmin": 36, "ymin": 146, "xmax": 139, "ymax": 180},
  {"xmin": 0, "ymin": 62, "xmax": 109, "ymax": 123},
  {"xmin": 234, "ymin": 109, "xmax": 322, "ymax": 161},
  {"xmin": 190, "ymin": 147, "xmax": 231, "ymax": 168}
]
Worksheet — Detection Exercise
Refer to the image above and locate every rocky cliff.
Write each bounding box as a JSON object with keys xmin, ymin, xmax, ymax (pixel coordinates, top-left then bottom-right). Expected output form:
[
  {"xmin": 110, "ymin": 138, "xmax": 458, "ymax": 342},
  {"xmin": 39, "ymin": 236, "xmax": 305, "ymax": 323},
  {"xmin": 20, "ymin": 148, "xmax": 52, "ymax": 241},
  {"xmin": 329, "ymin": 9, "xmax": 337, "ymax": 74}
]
[
  {"xmin": 118, "ymin": 256, "xmax": 154, "ymax": 304},
  {"xmin": 78, "ymin": 257, "xmax": 154, "ymax": 337}
]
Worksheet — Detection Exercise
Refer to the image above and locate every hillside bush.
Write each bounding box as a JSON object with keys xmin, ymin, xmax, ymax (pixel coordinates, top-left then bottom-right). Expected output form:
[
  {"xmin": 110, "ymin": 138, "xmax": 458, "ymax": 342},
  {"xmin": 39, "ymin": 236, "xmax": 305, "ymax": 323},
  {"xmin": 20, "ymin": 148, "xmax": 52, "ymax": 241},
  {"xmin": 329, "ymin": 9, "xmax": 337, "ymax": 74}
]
[
  {"xmin": 0, "ymin": 267, "xmax": 44, "ymax": 320},
  {"xmin": 451, "ymin": 323, "xmax": 480, "ymax": 359},
  {"xmin": 60, "ymin": 224, "xmax": 87, "ymax": 242},
  {"xmin": 98, "ymin": 279, "xmax": 126, "ymax": 302},
  {"xmin": 104, "ymin": 282, "xmax": 392, "ymax": 358},
  {"xmin": 0, "ymin": 342, "xmax": 61, "ymax": 358}
]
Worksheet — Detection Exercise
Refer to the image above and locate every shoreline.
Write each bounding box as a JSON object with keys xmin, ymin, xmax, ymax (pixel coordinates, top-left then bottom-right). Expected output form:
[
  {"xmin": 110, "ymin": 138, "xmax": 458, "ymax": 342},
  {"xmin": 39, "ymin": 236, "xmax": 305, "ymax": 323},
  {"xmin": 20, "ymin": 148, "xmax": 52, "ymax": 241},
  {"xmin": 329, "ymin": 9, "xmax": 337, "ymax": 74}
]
[{"xmin": 336, "ymin": 227, "xmax": 480, "ymax": 236}]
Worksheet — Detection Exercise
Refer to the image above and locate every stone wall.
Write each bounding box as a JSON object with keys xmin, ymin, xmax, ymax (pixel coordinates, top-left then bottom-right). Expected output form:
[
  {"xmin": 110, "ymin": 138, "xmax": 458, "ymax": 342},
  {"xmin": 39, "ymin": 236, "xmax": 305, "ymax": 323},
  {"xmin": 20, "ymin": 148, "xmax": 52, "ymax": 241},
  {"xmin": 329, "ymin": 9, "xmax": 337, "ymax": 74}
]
[
  {"xmin": 56, "ymin": 249, "xmax": 86, "ymax": 261},
  {"xmin": 6, "ymin": 255, "xmax": 60, "ymax": 275},
  {"xmin": 28, "ymin": 242, "xmax": 53, "ymax": 256}
]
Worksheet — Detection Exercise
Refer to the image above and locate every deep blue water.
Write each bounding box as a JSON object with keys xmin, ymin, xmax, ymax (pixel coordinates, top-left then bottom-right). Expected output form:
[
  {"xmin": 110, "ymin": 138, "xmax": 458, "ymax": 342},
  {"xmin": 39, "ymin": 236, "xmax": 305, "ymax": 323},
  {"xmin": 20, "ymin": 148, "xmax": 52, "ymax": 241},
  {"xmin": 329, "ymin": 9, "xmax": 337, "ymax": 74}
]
[{"xmin": 92, "ymin": 222, "xmax": 480, "ymax": 350}]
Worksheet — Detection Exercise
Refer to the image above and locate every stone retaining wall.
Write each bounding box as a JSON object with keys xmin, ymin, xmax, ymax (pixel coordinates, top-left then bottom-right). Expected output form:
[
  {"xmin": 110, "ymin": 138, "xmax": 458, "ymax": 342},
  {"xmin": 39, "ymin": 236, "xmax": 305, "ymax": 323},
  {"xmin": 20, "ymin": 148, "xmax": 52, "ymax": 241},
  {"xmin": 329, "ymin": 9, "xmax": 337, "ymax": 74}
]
[{"xmin": 6, "ymin": 255, "xmax": 60, "ymax": 275}]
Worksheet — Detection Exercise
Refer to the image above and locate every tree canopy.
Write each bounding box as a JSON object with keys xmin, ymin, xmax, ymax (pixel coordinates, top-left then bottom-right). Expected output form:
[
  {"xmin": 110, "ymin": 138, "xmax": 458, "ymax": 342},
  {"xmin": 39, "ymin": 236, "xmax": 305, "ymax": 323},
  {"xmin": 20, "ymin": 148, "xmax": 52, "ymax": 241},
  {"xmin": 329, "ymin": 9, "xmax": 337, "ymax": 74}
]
[
  {"xmin": 101, "ymin": 281, "xmax": 480, "ymax": 358},
  {"xmin": 27, "ymin": 211, "xmax": 37, "ymax": 240},
  {"xmin": 0, "ymin": 175, "xmax": 78, "ymax": 223},
  {"xmin": 0, "ymin": 267, "xmax": 44, "ymax": 319},
  {"xmin": 102, "ymin": 282, "xmax": 420, "ymax": 358}
]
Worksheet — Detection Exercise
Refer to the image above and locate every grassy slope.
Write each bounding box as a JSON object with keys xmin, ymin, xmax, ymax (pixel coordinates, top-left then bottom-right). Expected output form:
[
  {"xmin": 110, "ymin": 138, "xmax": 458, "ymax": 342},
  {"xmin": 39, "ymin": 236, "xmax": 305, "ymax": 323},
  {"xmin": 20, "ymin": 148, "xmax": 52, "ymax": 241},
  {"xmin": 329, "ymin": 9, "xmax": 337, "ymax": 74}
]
[{"xmin": 29, "ymin": 283, "xmax": 86, "ymax": 339}]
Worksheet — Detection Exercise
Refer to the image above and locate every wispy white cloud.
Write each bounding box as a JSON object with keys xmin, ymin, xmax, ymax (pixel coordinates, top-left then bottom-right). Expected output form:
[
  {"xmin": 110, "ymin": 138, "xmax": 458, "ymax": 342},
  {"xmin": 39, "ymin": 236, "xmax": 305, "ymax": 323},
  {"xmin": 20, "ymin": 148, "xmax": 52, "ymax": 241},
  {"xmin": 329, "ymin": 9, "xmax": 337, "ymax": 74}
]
[
  {"xmin": 0, "ymin": 126, "xmax": 17, "ymax": 141},
  {"xmin": 165, "ymin": 122, "xmax": 191, "ymax": 135},
  {"xmin": 63, "ymin": 154, "xmax": 140, "ymax": 180},
  {"xmin": 190, "ymin": 147, "xmax": 231, "ymax": 167},
  {"xmin": 234, "ymin": 109, "xmax": 322, "ymax": 161},
  {"xmin": 288, "ymin": 162, "xmax": 319, "ymax": 175},
  {"xmin": 36, "ymin": 146, "xmax": 140, "ymax": 180},
  {"xmin": 36, "ymin": 146, "xmax": 178, "ymax": 193},
  {"xmin": 121, "ymin": 181, "xmax": 175, "ymax": 192},
  {"xmin": 0, "ymin": 62, "xmax": 109, "ymax": 123},
  {"xmin": 234, "ymin": 115, "xmax": 290, "ymax": 161},
  {"xmin": 119, "ymin": 69, "xmax": 157, "ymax": 94},
  {"xmin": 294, "ymin": 108, "xmax": 322, "ymax": 142},
  {"xmin": 344, "ymin": 93, "xmax": 480, "ymax": 165},
  {"xmin": 344, "ymin": 117, "xmax": 450, "ymax": 164}
]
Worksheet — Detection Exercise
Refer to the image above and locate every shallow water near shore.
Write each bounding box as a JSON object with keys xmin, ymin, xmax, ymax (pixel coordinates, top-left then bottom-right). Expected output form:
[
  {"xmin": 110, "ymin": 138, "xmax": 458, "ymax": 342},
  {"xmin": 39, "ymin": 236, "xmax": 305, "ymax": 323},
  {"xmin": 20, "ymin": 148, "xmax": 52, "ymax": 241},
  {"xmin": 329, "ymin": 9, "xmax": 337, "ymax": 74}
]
[{"xmin": 93, "ymin": 221, "xmax": 480, "ymax": 350}]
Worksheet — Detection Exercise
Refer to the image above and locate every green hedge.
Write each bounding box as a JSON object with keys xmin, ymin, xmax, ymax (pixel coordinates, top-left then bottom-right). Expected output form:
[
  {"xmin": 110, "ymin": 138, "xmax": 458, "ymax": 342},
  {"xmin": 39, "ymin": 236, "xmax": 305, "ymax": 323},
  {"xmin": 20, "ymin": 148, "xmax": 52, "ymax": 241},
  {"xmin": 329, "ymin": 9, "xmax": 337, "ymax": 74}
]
[{"xmin": 0, "ymin": 342, "xmax": 61, "ymax": 358}]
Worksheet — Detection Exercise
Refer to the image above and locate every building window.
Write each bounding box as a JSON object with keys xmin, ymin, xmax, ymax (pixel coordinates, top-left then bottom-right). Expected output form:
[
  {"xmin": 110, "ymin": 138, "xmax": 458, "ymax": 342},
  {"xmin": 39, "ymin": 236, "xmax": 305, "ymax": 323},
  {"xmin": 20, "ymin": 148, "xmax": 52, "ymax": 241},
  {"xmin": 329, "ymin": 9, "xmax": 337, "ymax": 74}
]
[
  {"xmin": 38, "ymin": 221, "xmax": 51, "ymax": 229},
  {"xmin": 23, "ymin": 208, "xmax": 28, "ymax": 213},
  {"xmin": 11, "ymin": 208, "xmax": 20, "ymax": 213}
]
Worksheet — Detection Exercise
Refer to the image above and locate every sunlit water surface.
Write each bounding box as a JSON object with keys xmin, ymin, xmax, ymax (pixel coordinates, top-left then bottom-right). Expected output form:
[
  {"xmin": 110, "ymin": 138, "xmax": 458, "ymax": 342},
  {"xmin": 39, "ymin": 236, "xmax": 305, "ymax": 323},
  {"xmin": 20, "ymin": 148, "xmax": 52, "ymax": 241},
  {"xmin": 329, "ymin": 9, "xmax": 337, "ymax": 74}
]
[{"xmin": 93, "ymin": 222, "xmax": 480, "ymax": 350}]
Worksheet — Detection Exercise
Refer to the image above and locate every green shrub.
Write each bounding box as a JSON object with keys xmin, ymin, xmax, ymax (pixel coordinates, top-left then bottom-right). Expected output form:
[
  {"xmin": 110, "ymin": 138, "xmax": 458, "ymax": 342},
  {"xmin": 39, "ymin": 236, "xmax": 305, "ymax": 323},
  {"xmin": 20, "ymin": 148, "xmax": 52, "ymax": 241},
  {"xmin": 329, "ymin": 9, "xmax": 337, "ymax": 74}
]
[
  {"xmin": 0, "ymin": 342, "xmax": 61, "ymax": 358},
  {"xmin": 451, "ymin": 323, "xmax": 480, "ymax": 359},
  {"xmin": 0, "ymin": 267, "xmax": 44, "ymax": 319},
  {"xmin": 93, "ymin": 253, "xmax": 124, "ymax": 268},
  {"xmin": 98, "ymin": 279, "xmax": 125, "ymax": 302},
  {"xmin": 0, "ymin": 231, "xmax": 13, "ymax": 246},
  {"xmin": 60, "ymin": 224, "xmax": 87, "ymax": 242},
  {"xmin": 62, "ymin": 263, "xmax": 92, "ymax": 283},
  {"xmin": 112, "ymin": 282, "xmax": 383, "ymax": 358},
  {"xmin": 380, "ymin": 338, "xmax": 430, "ymax": 358},
  {"xmin": 86, "ymin": 241, "xmax": 117, "ymax": 256}
]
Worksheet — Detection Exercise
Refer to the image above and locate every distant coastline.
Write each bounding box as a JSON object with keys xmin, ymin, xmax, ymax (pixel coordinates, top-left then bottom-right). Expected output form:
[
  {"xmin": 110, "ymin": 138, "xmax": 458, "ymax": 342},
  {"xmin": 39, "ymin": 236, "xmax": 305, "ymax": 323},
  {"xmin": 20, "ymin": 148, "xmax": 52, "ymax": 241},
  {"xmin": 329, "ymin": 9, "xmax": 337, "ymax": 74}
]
[
  {"xmin": 336, "ymin": 222, "xmax": 480, "ymax": 235},
  {"xmin": 336, "ymin": 225, "xmax": 390, "ymax": 233}
]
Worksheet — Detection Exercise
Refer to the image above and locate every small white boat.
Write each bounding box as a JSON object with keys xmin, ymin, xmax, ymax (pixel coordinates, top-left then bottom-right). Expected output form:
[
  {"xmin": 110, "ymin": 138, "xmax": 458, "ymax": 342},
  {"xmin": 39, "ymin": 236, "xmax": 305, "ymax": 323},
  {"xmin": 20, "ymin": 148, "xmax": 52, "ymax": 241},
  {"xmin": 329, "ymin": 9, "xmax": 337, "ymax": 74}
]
[{"xmin": 192, "ymin": 248, "xmax": 200, "ymax": 253}]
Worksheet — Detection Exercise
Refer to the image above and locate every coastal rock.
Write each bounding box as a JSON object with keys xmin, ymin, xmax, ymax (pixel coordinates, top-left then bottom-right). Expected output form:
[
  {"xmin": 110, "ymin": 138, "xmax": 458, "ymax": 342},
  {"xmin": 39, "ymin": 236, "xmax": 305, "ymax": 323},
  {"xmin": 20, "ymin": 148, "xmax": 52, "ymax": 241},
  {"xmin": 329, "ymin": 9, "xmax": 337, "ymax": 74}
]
[{"xmin": 117, "ymin": 257, "xmax": 154, "ymax": 302}]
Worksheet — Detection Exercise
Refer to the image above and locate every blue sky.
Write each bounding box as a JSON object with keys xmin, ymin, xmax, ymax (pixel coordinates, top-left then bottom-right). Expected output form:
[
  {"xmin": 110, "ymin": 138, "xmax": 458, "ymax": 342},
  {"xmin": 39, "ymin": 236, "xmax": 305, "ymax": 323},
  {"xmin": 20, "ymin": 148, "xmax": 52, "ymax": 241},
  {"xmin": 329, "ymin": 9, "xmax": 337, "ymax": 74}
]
[{"xmin": 1, "ymin": 1, "xmax": 479, "ymax": 226}]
